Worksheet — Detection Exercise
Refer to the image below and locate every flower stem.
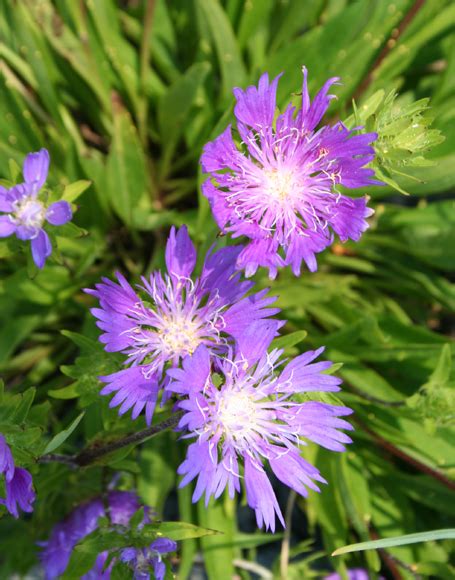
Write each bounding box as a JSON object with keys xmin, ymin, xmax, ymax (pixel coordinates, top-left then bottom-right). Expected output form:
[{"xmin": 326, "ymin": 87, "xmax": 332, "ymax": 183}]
[
  {"xmin": 39, "ymin": 411, "xmax": 183, "ymax": 468},
  {"xmin": 280, "ymin": 490, "xmax": 296, "ymax": 580}
]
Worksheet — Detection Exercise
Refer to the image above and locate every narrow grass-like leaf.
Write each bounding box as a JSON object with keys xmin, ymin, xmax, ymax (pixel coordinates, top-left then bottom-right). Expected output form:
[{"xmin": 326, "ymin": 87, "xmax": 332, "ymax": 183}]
[{"xmin": 332, "ymin": 529, "xmax": 455, "ymax": 556}]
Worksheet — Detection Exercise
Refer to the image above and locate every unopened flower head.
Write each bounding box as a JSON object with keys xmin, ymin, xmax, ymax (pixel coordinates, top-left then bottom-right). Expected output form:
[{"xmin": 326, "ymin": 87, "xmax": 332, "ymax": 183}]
[
  {"xmin": 201, "ymin": 68, "xmax": 381, "ymax": 278},
  {"xmin": 86, "ymin": 226, "xmax": 282, "ymax": 425},
  {"xmin": 168, "ymin": 343, "xmax": 353, "ymax": 532},
  {"xmin": 39, "ymin": 490, "xmax": 176, "ymax": 580},
  {"xmin": 0, "ymin": 434, "xmax": 35, "ymax": 518},
  {"xmin": 0, "ymin": 149, "xmax": 73, "ymax": 268}
]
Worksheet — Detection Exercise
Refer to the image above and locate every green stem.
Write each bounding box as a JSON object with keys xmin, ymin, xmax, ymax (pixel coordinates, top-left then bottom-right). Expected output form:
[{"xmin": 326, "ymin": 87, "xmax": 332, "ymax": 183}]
[{"xmin": 39, "ymin": 411, "xmax": 183, "ymax": 468}]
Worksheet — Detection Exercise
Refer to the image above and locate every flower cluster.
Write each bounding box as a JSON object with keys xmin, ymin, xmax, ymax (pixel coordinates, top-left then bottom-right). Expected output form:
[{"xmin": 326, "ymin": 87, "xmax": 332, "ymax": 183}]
[
  {"xmin": 0, "ymin": 149, "xmax": 72, "ymax": 268},
  {"xmin": 87, "ymin": 226, "xmax": 282, "ymax": 425},
  {"xmin": 201, "ymin": 68, "xmax": 380, "ymax": 278},
  {"xmin": 88, "ymin": 224, "xmax": 355, "ymax": 531},
  {"xmin": 0, "ymin": 434, "xmax": 35, "ymax": 518},
  {"xmin": 39, "ymin": 491, "xmax": 176, "ymax": 580},
  {"xmin": 2, "ymin": 66, "xmax": 381, "ymax": 559}
]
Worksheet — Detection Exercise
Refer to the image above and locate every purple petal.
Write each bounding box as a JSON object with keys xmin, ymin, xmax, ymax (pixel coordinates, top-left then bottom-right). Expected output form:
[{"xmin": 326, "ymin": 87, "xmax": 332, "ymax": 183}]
[
  {"xmin": 278, "ymin": 348, "xmax": 342, "ymax": 393},
  {"xmin": 46, "ymin": 200, "xmax": 72, "ymax": 226},
  {"xmin": 153, "ymin": 559, "xmax": 166, "ymax": 580},
  {"xmin": 31, "ymin": 229, "xmax": 52, "ymax": 269},
  {"xmin": 233, "ymin": 72, "xmax": 282, "ymax": 130},
  {"xmin": 236, "ymin": 238, "xmax": 285, "ymax": 279},
  {"xmin": 165, "ymin": 225, "xmax": 197, "ymax": 280},
  {"xmin": 244, "ymin": 456, "xmax": 284, "ymax": 532},
  {"xmin": 23, "ymin": 148, "xmax": 50, "ymax": 190},
  {"xmin": 201, "ymin": 180, "xmax": 232, "ymax": 230},
  {"xmin": 150, "ymin": 538, "xmax": 178, "ymax": 554},
  {"xmin": 167, "ymin": 345, "xmax": 211, "ymax": 395},
  {"xmin": 0, "ymin": 186, "xmax": 14, "ymax": 212},
  {"xmin": 2, "ymin": 467, "xmax": 35, "ymax": 518},
  {"xmin": 100, "ymin": 367, "xmax": 161, "ymax": 425},
  {"xmin": 301, "ymin": 70, "xmax": 340, "ymax": 132},
  {"xmin": 0, "ymin": 215, "xmax": 16, "ymax": 237},
  {"xmin": 0, "ymin": 434, "xmax": 15, "ymax": 482},
  {"xmin": 270, "ymin": 450, "xmax": 325, "ymax": 497}
]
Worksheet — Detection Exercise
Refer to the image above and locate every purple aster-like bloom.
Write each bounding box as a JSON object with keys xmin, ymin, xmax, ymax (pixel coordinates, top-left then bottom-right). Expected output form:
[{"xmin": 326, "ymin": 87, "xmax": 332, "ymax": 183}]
[
  {"xmin": 39, "ymin": 490, "xmax": 176, "ymax": 580},
  {"xmin": 168, "ymin": 343, "xmax": 353, "ymax": 532},
  {"xmin": 86, "ymin": 226, "xmax": 282, "ymax": 425},
  {"xmin": 0, "ymin": 434, "xmax": 35, "ymax": 518},
  {"xmin": 201, "ymin": 67, "xmax": 381, "ymax": 278},
  {"xmin": 0, "ymin": 149, "xmax": 72, "ymax": 268}
]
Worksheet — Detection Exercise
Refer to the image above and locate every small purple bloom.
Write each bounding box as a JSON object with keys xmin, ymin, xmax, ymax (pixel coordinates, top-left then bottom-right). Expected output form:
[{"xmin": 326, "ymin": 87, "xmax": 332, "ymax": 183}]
[
  {"xmin": 86, "ymin": 226, "xmax": 283, "ymax": 425},
  {"xmin": 120, "ymin": 537, "xmax": 178, "ymax": 580},
  {"xmin": 0, "ymin": 149, "xmax": 72, "ymax": 268},
  {"xmin": 39, "ymin": 491, "xmax": 176, "ymax": 580},
  {"xmin": 201, "ymin": 68, "xmax": 381, "ymax": 278},
  {"xmin": 0, "ymin": 434, "xmax": 35, "ymax": 519},
  {"xmin": 325, "ymin": 569, "xmax": 376, "ymax": 580},
  {"xmin": 168, "ymin": 344, "xmax": 353, "ymax": 532}
]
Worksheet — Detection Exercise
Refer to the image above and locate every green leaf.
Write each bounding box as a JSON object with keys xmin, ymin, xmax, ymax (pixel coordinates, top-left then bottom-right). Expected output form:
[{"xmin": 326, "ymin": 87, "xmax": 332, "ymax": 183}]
[
  {"xmin": 198, "ymin": 496, "xmax": 237, "ymax": 579},
  {"xmin": 272, "ymin": 330, "xmax": 308, "ymax": 351},
  {"xmin": 196, "ymin": 0, "xmax": 246, "ymax": 103},
  {"xmin": 157, "ymin": 62, "xmax": 210, "ymax": 177},
  {"xmin": 106, "ymin": 99, "xmax": 150, "ymax": 225},
  {"xmin": 61, "ymin": 330, "xmax": 100, "ymax": 352},
  {"xmin": 11, "ymin": 388, "xmax": 36, "ymax": 424},
  {"xmin": 237, "ymin": 0, "xmax": 274, "ymax": 48},
  {"xmin": 43, "ymin": 412, "xmax": 85, "ymax": 454},
  {"xmin": 62, "ymin": 180, "xmax": 92, "ymax": 203},
  {"xmin": 332, "ymin": 529, "xmax": 455, "ymax": 556},
  {"xmin": 143, "ymin": 521, "xmax": 220, "ymax": 542},
  {"xmin": 138, "ymin": 432, "xmax": 176, "ymax": 516}
]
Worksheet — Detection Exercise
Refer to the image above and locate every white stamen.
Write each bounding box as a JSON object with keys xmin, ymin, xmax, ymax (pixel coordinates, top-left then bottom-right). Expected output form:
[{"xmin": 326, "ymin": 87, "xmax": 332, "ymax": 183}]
[{"xmin": 159, "ymin": 314, "xmax": 201, "ymax": 355}]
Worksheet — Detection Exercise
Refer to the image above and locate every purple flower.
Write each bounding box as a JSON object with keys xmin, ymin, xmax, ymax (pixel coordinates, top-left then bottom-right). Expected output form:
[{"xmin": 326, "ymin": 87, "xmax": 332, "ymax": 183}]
[
  {"xmin": 325, "ymin": 569, "xmax": 375, "ymax": 580},
  {"xmin": 39, "ymin": 491, "xmax": 176, "ymax": 580},
  {"xmin": 120, "ymin": 538, "xmax": 177, "ymax": 580},
  {"xmin": 0, "ymin": 434, "xmax": 35, "ymax": 518},
  {"xmin": 0, "ymin": 149, "xmax": 72, "ymax": 268},
  {"xmin": 168, "ymin": 344, "xmax": 353, "ymax": 532},
  {"xmin": 86, "ymin": 226, "xmax": 282, "ymax": 425},
  {"xmin": 201, "ymin": 68, "xmax": 381, "ymax": 278}
]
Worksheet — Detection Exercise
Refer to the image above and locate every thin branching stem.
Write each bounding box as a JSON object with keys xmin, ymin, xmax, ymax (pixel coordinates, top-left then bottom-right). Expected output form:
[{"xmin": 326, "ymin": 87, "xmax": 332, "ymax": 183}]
[
  {"xmin": 39, "ymin": 411, "xmax": 183, "ymax": 468},
  {"xmin": 355, "ymin": 418, "xmax": 455, "ymax": 491}
]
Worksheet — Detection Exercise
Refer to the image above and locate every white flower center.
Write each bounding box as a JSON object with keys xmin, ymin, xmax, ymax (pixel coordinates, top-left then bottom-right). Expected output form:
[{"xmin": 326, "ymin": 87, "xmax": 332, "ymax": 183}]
[
  {"xmin": 14, "ymin": 199, "xmax": 46, "ymax": 230},
  {"xmin": 264, "ymin": 169, "xmax": 294, "ymax": 200},
  {"xmin": 217, "ymin": 390, "xmax": 257, "ymax": 439},
  {"xmin": 159, "ymin": 315, "xmax": 201, "ymax": 356}
]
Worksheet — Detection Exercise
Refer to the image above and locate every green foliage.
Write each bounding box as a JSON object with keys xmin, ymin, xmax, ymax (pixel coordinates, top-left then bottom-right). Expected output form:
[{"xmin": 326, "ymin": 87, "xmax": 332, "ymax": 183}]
[
  {"xmin": 332, "ymin": 529, "xmax": 455, "ymax": 555},
  {"xmin": 0, "ymin": 0, "xmax": 454, "ymax": 578},
  {"xmin": 350, "ymin": 89, "xmax": 445, "ymax": 193}
]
